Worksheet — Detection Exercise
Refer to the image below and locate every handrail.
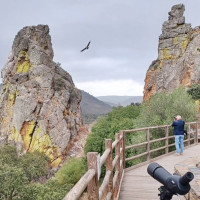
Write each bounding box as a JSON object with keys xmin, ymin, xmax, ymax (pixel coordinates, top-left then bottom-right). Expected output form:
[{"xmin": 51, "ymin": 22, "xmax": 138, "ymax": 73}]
[
  {"xmin": 100, "ymin": 149, "xmax": 110, "ymax": 167},
  {"xmin": 63, "ymin": 169, "xmax": 95, "ymax": 200},
  {"xmin": 64, "ymin": 132, "xmax": 124, "ymax": 200},
  {"xmin": 63, "ymin": 121, "xmax": 199, "ymax": 200},
  {"xmin": 123, "ymin": 121, "xmax": 200, "ymax": 170}
]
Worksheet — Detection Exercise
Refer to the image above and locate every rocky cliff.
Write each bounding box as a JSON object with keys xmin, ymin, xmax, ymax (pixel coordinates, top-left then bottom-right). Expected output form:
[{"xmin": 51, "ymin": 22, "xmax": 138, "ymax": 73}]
[
  {"xmin": 143, "ymin": 4, "xmax": 200, "ymax": 100},
  {"xmin": 0, "ymin": 25, "xmax": 82, "ymax": 166}
]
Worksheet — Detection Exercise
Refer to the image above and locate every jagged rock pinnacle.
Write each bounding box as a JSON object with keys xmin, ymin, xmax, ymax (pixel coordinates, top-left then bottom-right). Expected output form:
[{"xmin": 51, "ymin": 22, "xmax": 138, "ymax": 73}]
[
  {"xmin": 143, "ymin": 4, "xmax": 200, "ymax": 101},
  {"xmin": 0, "ymin": 25, "xmax": 82, "ymax": 167}
]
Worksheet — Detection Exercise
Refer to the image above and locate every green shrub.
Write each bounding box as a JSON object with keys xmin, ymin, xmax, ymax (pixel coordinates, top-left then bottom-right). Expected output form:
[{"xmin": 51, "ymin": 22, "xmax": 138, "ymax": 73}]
[
  {"xmin": 135, "ymin": 86, "xmax": 197, "ymax": 128},
  {"xmin": 24, "ymin": 181, "xmax": 72, "ymax": 200},
  {"xmin": 0, "ymin": 145, "xmax": 19, "ymax": 165},
  {"xmin": 187, "ymin": 84, "xmax": 200, "ymax": 100},
  {"xmin": 0, "ymin": 164, "xmax": 28, "ymax": 200},
  {"xmin": 18, "ymin": 151, "xmax": 49, "ymax": 181},
  {"xmin": 55, "ymin": 157, "xmax": 87, "ymax": 186},
  {"xmin": 0, "ymin": 145, "xmax": 50, "ymax": 199},
  {"xmin": 53, "ymin": 78, "xmax": 65, "ymax": 91},
  {"xmin": 85, "ymin": 104, "xmax": 141, "ymax": 155},
  {"xmin": 0, "ymin": 145, "xmax": 87, "ymax": 200}
]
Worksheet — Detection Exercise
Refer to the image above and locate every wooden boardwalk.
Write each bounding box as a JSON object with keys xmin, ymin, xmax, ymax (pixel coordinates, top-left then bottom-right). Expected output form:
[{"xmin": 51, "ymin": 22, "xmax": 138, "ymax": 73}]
[{"xmin": 119, "ymin": 144, "xmax": 200, "ymax": 200}]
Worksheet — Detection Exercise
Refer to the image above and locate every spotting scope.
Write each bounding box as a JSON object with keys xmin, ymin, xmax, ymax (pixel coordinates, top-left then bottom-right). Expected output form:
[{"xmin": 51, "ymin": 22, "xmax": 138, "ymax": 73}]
[{"xmin": 147, "ymin": 162, "xmax": 194, "ymax": 199}]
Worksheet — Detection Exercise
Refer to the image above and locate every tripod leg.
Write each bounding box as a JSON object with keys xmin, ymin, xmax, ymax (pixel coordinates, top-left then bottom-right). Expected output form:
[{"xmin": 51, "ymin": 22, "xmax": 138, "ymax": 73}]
[
  {"xmin": 176, "ymin": 194, "xmax": 181, "ymax": 200},
  {"xmin": 158, "ymin": 186, "xmax": 173, "ymax": 200}
]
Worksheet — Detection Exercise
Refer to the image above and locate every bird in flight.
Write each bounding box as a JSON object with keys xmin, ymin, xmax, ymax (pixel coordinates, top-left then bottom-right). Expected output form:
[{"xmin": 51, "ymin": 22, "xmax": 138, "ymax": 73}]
[{"xmin": 80, "ymin": 41, "xmax": 91, "ymax": 52}]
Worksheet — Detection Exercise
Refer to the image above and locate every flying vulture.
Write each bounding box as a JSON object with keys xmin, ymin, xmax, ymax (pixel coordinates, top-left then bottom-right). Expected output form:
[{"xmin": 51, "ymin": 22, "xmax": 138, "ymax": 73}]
[{"xmin": 80, "ymin": 41, "xmax": 91, "ymax": 52}]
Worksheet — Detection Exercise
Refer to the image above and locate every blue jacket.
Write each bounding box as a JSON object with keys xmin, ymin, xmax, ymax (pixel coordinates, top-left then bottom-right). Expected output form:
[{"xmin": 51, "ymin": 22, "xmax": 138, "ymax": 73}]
[{"xmin": 172, "ymin": 120, "xmax": 185, "ymax": 135}]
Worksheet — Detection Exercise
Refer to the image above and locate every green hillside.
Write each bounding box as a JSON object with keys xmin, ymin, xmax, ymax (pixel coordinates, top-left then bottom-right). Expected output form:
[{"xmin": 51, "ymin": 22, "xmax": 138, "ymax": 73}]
[{"xmin": 80, "ymin": 90, "xmax": 112, "ymax": 123}]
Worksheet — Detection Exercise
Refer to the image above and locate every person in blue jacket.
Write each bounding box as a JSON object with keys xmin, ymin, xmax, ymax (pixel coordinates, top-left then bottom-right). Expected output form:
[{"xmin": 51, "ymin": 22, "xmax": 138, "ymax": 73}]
[{"xmin": 172, "ymin": 115, "xmax": 185, "ymax": 155}]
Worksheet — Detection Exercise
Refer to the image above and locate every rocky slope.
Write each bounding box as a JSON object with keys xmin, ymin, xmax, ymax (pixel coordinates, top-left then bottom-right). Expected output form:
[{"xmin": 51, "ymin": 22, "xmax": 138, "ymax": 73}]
[
  {"xmin": 0, "ymin": 25, "xmax": 82, "ymax": 166},
  {"xmin": 143, "ymin": 4, "xmax": 200, "ymax": 100}
]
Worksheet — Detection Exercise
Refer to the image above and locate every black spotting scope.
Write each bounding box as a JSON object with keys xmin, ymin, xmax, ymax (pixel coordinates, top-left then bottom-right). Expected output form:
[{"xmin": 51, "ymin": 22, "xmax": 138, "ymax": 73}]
[{"xmin": 147, "ymin": 162, "xmax": 194, "ymax": 199}]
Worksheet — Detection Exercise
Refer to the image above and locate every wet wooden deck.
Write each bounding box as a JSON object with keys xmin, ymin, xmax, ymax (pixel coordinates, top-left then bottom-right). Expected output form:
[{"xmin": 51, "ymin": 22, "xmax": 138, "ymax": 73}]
[{"xmin": 119, "ymin": 144, "xmax": 200, "ymax": 200}]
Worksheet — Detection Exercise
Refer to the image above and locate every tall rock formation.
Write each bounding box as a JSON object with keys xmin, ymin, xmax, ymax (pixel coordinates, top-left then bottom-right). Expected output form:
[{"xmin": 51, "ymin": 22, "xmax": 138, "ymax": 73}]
[
  {"xmin": 0, "ymin": 25, "xmax": 82, "ymax": 166},
  {"xmin": 143, "ymin": 4, "xmax": 200, "ymax": 100}
]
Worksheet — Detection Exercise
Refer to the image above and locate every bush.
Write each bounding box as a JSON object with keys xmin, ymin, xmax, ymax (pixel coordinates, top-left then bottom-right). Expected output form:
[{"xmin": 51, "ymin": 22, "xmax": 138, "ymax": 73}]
[
  {"xmin": 18, "ymin": 151, "xmax": 49, "ymax": 181},
  {"xmin": 187, "ymin": 84, "xmax": 200, "ymax": 100},
  {"xmin": 0, "ymin": 145, "xmax": 18, "ymax": 165},
  {"xmin": 0, "ymin": 145, "xmax": 88, "ymax": 200},
  {"xmin": 0, "ymin": 145, "xmax": 50, "ymax": 200},
  {"xmin": 0, "ymin": 164, "xmax": 28, "ymax": 200},
  {"xmin": 55, "ymin": 157, "xmax": 87, "ymax": 186},
  {"xmin": 85, "ymin": 104, "xmax": 141, "ymax": 155},
  {"xmin": 24, "ymin": 181, "xmax": 72, "ymax": 200},
  {"xmin": 135, "ymin": 86, "xmax": 197, "ymax": 128},
  {"xmin": 53, "ymin": 78, "xmax": 65, "ymax": 91}
]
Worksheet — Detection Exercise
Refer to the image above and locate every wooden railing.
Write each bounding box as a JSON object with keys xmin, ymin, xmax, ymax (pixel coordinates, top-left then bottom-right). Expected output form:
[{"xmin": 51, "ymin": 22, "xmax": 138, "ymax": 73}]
[
  {"xmin": 123, "ymin": 122, "xmax": 199, "ymax": 170},
  {"xmin": 63, "ymin": 122, "xmax": 200, "ymax": 200},
  {"xmin": 64, "ymin": 133, "xmax": 125, "ymax": 200}
]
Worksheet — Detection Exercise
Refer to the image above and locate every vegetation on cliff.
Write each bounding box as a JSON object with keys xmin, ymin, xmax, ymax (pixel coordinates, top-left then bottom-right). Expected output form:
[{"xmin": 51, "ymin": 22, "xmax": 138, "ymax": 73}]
[
  {"xmin": 0, "ymin": 145, "xmax": 86, "ymax": 200},
  {"xmin": 187, "ymin": 84, "xmax": 200, "ymax": 100}
]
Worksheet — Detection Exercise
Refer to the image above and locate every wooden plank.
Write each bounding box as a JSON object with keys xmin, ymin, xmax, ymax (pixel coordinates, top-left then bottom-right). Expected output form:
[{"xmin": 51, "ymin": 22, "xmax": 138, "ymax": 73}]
[{"xmin": 119, "ymin": 144, "xmax": 200, "ymax": 200}]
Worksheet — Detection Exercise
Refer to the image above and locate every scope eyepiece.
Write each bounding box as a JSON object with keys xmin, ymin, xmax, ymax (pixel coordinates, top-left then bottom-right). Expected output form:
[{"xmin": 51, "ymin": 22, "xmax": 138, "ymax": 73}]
[{"xmin": 180, "ymin": 172, "xmax": 194, "ymax": 186}]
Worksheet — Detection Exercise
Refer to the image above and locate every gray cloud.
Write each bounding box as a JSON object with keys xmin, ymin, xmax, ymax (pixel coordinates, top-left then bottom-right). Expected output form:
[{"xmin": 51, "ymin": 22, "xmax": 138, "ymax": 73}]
[{"xmin": 1, "ymin": 0, "xmax": 200, "ymax": 95}]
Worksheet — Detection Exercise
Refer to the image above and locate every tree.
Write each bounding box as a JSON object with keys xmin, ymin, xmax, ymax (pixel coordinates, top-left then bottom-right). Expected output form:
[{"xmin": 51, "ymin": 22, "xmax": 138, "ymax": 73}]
[
  {"xmin": 134, "ymin": 86, "xmax": 197, "ymax": 128},
  {"xmin": 18, "ymin": 151, "xmax": 49, "ymax": 182},
  {"xmin": 85, "ymin": 105, "xmax": 141, "ymax": 155},
  {"xmin": 0, "ymin": 145, "xmax": 49, "ymax": 200},
  {"xmin": 0, "ymin": 164, "xmax": 28, "ymax": 200},
  {"xmin": 187, "ymin": 84, "xmax": 200, "ymax": 100}
]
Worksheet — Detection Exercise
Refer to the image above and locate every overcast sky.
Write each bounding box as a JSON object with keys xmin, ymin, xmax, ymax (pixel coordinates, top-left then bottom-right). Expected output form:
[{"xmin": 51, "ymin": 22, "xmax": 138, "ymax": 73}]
[{"xmin": 1, "ymin": 0, "xmax": 200, "ymax": 96}]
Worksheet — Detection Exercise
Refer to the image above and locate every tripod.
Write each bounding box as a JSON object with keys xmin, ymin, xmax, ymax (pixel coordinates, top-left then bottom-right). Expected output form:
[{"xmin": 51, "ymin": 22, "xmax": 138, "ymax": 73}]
[{"xmin": 158, "ymin": 186, "xmax": 181, "ymax": 200}]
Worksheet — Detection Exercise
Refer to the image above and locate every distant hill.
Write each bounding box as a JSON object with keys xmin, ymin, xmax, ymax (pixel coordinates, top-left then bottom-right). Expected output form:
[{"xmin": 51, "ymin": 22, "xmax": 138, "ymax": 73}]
[
  {"xmin": 80, "ymin": 90, "xmax": 112, "ymax": 123},
  {"xmin": 96, "ymin": 96, "xmax": 143, "ymax": 107}
]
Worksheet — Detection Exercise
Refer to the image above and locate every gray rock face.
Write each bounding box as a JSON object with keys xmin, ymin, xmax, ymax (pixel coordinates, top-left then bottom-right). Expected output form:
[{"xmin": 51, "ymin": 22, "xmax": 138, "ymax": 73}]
[
  {"xmin": 143, "ymin": 4, "xmax": 200, "ymax": 101},
  {"xmin": 0, "ymin": 25, "xmax": 82, "ymax": 166}
]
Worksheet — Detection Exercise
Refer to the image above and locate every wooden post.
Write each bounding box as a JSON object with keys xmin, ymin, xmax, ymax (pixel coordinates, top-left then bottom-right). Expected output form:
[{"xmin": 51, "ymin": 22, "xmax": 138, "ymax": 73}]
[
  {"xmin": 105, "ymin": 139, "xmax": 113, "ymax": 200},
  {"xmin": 165, "ymin": 126, "xmax": 169, "ymax": 154},
  {"xmin": 87, "ymin": 152, "xmax": 99, "ymax": 200},
  {"xmin": 114, "ymin": 133, "xmax": 120, "ymax": 197},
  {"xmin": 146, "ymin": 128, "xmax": 150, "ymax": 161},
  {"xmin": 120, "ymin": 130, "xmax": 125, "ymax": 169},
  {"xmin": 187, "ymin": 124, "xmax": 191, "ymax": 146},
  {"xmin": 195, "ymin": 122, "xmax": 198, "ymax": 144},
  {"xmin": 119, "ymin": 130, "xmax": 124, "ymax": 183}
]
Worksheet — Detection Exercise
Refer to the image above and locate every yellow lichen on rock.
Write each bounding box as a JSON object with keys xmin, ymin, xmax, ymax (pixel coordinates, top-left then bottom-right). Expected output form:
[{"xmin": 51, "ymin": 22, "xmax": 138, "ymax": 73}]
[
  {"xmin": 10, "ymin": 126, "xmax": 22, "ymax": 143},
  {"xmin": 162, "ymin": 48, "xmax": 174, "ymax": 60},
  {"xmin": 16, "ymin": 50, "xmax": 32, "ymax": 73},
  {"xmin": 173, "ymin": 36, "xmax": 178, "ymax": 45},
  {"xmin": 51, "ymin": 157, "xmax": 63, "ymax": 167},
  {"xmin": 28, "ymin": 123, "xmax": 62, "ymax": 166},
  {"xmin": 8, "ymin": 90, "xmax": 18, "ymax": 106},
  {"xmin": 21, "ymin": 121, "xmax": 36, "ymax": 150},
  {"xmin": 181, "ymin": 37, "xmax": 189, "ymax": 54}
]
